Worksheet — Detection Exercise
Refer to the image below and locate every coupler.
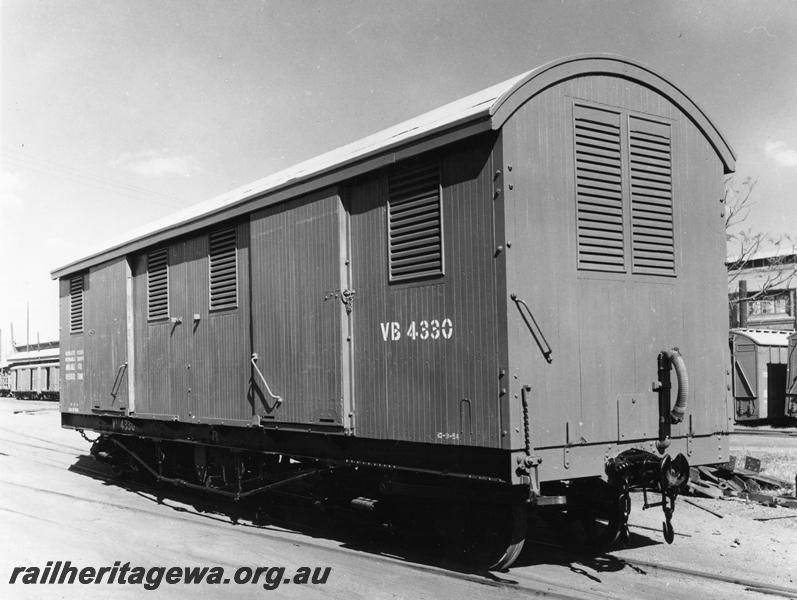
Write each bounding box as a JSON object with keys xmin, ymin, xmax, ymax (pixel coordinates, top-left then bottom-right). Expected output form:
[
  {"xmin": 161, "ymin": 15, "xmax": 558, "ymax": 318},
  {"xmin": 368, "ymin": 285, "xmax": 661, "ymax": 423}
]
[{"xmin": 605, "ymin": 448, "xmax": 689, "ymax": 544}]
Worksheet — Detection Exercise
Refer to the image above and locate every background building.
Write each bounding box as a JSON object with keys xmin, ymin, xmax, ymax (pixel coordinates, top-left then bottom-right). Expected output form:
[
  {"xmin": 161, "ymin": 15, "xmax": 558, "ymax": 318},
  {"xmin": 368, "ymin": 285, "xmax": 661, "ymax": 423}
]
[{"xmin": 728, "ymin": 253, "xmax": 797, "ymax": 330}]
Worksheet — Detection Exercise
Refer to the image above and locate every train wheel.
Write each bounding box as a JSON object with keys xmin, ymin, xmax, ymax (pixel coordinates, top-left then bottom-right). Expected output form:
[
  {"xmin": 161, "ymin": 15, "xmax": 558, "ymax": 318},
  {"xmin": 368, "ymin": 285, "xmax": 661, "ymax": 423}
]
[
  {"xmin": 575, "ymin": 506, "xmax": 623, "ymax": 550},
  {"xmin": 557, "ymin": 481, "xmax": 625, "ymax": 551},
  {"xmin": 444, "ymin": 501, "xmax": 527, "ymax": 570}
]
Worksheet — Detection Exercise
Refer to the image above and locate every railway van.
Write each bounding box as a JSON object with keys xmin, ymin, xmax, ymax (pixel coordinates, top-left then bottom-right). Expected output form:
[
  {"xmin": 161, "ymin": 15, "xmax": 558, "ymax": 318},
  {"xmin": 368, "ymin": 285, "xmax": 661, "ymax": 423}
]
[
  {"xmin": 730, "ymin": 328, "xmax": 792, "ymax": 422},
  {"xmin": 785, "ymin": 331, "xmax": 797, "ymax": 419},
  {"xmin": 51, "ymin": 55, "xmax": 735, "ymax": 568}
]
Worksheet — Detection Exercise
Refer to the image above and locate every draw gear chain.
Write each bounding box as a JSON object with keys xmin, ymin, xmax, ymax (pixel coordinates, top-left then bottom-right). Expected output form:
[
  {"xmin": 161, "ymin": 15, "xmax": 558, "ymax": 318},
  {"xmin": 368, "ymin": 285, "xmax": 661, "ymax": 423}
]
[{"xmin": 77, "ymin": 429, "xmax": 99, "ymax": 444}]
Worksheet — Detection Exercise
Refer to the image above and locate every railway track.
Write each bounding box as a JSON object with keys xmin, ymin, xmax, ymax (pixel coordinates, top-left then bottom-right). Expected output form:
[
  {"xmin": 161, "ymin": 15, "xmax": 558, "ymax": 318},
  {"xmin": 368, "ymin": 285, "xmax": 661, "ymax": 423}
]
[
  {"xmin": 0, "ymin": 431, "xmax": 593, "ymax": 598},
  {"xmin": 6, "ymin": 465, "xmax": 795, "ymax": 600},
  {"xmin": 523, "ymin": 540, "xmax": 797, "ymax": 599},
  {"xmin": 0, "ymin": 476, "xmax": 600, "ymax": 600},
  {"xmin": 0, "ymin": 424, "xmax": 88, "ymax": 453},
  {"xmin": 2, "ymin": 425, "xmax": 795, "ymax": 599}
]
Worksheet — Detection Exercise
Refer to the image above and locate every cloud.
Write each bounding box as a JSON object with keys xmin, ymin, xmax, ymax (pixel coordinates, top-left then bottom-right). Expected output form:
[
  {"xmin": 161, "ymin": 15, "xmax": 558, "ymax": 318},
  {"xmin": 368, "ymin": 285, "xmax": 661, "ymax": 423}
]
[
  {"xmin": 764, "ymin": 141, "xmax": 797, "ymax": 167},
  {"xmin": 111, "ymin": 150, "xmax": 200, "ymax": 177},
  {"xmin": 0, "ymin": 170, "xmax": 26, "ymax": 210}
]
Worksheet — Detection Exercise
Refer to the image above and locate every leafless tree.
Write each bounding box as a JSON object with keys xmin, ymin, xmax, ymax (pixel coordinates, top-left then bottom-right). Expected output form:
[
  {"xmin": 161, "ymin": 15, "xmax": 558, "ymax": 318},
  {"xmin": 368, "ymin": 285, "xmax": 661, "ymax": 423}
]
[{"xmin": 725, "ymin": 176, "xmax": 797, "ymax": 301}]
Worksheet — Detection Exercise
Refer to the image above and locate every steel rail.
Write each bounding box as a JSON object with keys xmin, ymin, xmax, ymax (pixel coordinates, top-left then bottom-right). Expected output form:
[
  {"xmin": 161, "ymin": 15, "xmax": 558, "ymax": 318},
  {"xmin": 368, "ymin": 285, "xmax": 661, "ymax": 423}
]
[
  {"xmin": 0, "ymin": 476, "xmax": 597, "ymax": 600},
  {"xmin": 526, "ymin": 539, "xmax": 797, "ymax": 598},
  {"xmin": 619, "ymin": 557, "xmax": 797, "ymax": 599},
  {"xmin": 0, "ymin": 434, "xmax": 593, "ymax": 598},
  {"xmin": 8, "ymin": 422, "xmax": 793, "ymax": 598},
  {"xmin": 0, "ymin": 424, "xmax": 88, "ymax": 453}
]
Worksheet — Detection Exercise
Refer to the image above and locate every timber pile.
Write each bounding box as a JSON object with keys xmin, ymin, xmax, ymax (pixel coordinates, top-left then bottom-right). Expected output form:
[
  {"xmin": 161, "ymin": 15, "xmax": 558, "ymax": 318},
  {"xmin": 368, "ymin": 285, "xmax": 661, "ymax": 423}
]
[{"xmin": 686, "ymin": 456, "xmax": 797, "ymax": 508}]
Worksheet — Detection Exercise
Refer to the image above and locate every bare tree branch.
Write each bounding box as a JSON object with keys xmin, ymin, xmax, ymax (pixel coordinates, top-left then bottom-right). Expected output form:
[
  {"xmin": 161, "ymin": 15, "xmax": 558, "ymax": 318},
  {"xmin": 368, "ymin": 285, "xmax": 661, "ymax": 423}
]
[
  {"xmin": 725, "ymin": 176, "xmax": 797, "ymax": 323},
  {"xmin": 724, "ymin": 175, "xmax": 757, "ymax": 234}
]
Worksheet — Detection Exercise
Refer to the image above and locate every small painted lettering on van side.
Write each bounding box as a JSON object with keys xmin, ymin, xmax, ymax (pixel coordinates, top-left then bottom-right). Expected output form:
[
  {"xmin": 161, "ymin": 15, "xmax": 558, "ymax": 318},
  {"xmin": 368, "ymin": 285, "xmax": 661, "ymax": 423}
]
[
  {"xmin": 379, "ymin": 318, "xmax": 453, "ymax": 342},
  {"xmin": 112, "ymin": 419, "xmax": 136, "ymax": 433}
]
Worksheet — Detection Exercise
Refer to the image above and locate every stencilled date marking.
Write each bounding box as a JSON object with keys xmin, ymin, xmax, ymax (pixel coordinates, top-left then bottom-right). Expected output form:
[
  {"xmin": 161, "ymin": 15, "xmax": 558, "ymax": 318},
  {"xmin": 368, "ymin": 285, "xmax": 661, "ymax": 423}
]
[{"xmin": 379, "ymin": 318, "xmax": 453, "ymax": 341}]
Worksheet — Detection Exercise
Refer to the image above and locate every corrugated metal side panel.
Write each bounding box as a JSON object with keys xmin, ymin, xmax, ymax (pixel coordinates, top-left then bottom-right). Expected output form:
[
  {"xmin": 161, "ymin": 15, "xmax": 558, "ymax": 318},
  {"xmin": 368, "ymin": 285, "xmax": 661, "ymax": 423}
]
[
  {"xmin": 133, "ymin": 252, "xmax": 174, "ymax": 417},
  {"xmin": 250, "ymin": 193, "xmax": 343, "ymax": 425},
  {"xmin": 347, "ymin": 135, "xmax": 501, "ymax": 447},
  {"xmin": 133, "ymin": 224, "xmax": 251, "ymax": 422},
  {"xmin": 675, "ymin": 111, "xmax": 730, "ymax": 435},
  {"xmin": 132, "ymin": 254, "xmax": 147, "ymax": 411},
  {"xmin": 59, "ymin": 277, "xmax": 83, "ymax": 412},
  {"xmin": 503, "ymin": 75, "xmax": 728, "ymax": 476},
  {"xmin": 84, "ymin": 258, "xmax": 128, "ymax": 411},
  {"xmin": 346, "ymin": 178, "xmax": 388, "ymax": 437},
  {"xmin": 184, "ymin": 222, "xmax": 252, "ymax": 422},
  {"xmin": 503, "ymin": 85, "xmax": 584, "ymax": 453}
]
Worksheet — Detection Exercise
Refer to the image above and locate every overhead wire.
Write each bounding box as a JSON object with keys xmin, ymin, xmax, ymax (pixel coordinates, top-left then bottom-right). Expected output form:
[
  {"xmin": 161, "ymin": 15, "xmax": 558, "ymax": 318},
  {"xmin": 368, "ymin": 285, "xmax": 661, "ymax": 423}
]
[{"xmin": 0, "ymin": 149, "xmax": 189, "ymax": 210}]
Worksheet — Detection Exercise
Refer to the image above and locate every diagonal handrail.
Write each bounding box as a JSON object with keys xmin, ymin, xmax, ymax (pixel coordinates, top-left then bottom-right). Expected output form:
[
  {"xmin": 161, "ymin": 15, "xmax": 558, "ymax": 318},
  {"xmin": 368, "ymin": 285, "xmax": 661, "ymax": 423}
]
[
  {"xmin": 510, "ymin": 293, "xmax": 553, "ymax": 364},
  {"xmin": 110, "ymin": 362, "xmax": 128, "ymax": 400},
  {"xmin": 250, "ymin": 353, "xmax": 283, "ymax": 406}
]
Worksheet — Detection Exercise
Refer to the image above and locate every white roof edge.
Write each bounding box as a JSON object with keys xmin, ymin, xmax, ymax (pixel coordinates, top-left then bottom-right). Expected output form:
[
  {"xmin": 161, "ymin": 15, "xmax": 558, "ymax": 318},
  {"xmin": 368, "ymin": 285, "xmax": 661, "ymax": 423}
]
[
  {"xmin": 6, "ymin": 348, "xmax": 61, "ymax": 363},
  {"xmin": 730, "ymin": 328, "xmax": 793, "ymax": 346}
]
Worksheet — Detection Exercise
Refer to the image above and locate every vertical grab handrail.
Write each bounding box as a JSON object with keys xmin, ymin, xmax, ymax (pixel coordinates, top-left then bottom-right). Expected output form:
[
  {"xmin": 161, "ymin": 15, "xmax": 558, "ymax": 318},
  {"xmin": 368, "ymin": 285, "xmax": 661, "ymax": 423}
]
[
  {"xmin": 250, "ymin": 353, "xmax": 283, "ymax": 406},
  {"xmin": 510, "ymin": 293, "xmax": 553, "ymax": 364},
  {"xmin": 110, "ymin": 362, "xmax": 128, "ymax": 400}
]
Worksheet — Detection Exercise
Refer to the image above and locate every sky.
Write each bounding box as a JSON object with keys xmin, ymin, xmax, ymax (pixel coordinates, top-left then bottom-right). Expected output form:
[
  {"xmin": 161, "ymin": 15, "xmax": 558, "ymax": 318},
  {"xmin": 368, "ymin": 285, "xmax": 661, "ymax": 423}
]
[{"xmin": 1, "ymin": 0, "xmax": 796, "ymax": 353}]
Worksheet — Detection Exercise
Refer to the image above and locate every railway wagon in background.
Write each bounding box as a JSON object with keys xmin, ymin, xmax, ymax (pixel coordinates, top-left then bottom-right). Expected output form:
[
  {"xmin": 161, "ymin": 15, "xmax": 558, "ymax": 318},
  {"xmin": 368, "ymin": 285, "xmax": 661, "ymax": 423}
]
[
  {"xmin": 730, "ymin": 328, "xmax": 792, "ymax": 423},
  {"xmin": 6, "ymin": 343, "xmax": 60, "ymax": 400},
  {"xmin": 0, "ymin": 370, "xmax": 10, "ymax": 397},
  {"xmin": 52, "ymin": 55, "xmax": 735, "ymax": 569},
  {"xmin": 785, "ymin": 331, "xmax": 797, "ymax": 419}
]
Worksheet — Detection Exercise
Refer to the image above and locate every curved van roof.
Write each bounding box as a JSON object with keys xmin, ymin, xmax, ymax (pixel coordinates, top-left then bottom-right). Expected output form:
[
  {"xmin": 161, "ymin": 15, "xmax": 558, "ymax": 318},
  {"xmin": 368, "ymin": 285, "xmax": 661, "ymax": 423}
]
[{"xmin": 52, "ymin": 54, "xmax": 735, "ymax": 279}]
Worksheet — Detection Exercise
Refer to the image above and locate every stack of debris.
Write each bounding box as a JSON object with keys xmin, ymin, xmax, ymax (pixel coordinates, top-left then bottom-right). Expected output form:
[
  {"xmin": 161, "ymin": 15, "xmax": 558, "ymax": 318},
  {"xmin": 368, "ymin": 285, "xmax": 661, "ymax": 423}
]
[{"xmin": 687, "ymin": 456, "xmax": 797, "ymax": 508}]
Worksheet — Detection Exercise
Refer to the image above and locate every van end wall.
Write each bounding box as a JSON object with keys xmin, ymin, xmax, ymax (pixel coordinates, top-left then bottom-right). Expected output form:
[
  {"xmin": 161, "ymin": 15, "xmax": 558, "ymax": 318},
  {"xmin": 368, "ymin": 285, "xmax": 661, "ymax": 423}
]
[{"xmin": 500, "ymin": 75, "xmax": 730, "ymax": 479}]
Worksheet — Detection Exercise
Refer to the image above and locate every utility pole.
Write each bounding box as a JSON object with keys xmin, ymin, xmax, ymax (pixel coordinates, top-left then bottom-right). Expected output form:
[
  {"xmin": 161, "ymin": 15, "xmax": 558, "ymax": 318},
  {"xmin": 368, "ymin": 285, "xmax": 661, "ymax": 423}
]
[
  {"xmin": 739, "ymin": 280, "xmax": 748, "ymax": 328},
  {"xmin": 26, "ymin": 302, "xmax": 30, "ymax": 351}
]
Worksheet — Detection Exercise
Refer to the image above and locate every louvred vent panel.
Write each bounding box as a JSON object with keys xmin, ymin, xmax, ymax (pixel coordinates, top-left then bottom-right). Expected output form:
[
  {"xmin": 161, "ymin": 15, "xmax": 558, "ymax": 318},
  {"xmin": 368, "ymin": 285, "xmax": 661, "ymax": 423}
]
[
  {"xmin": 388, "ymin": 162, "xmax": 443, "ymax": 281},
  {"xmin": 209, "ymin": 227, "xmax": 238, "ymax": 310},
  {"xmin": 69, "ymin": 275, "xmax": 84, "ymax": 333},
  {"xmin": 574, "ymin": 104, "xmax": 625, "ymax": 272},
  {"xmin": 147, "ymin": 248, "xmax": 169, "ymax": 320},
  {"xmin": 629, "ymin": 116, "xmax": 675, "ymax": 275}
]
